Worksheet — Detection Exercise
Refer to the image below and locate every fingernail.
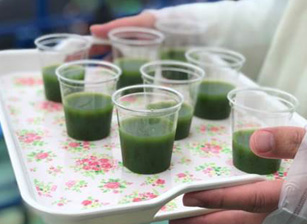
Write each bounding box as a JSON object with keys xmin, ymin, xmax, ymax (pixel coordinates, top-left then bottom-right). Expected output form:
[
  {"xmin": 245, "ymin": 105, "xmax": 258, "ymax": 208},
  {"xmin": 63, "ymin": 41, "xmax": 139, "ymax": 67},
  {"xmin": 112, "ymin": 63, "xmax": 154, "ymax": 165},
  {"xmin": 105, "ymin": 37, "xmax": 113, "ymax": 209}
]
[
  {"xmin": 253, "ymin": 130, "xmax": 275, "ymax": 153},
  {"xmin": 184, "ymin": 196, "xmax": 202, "ymax": 207}
]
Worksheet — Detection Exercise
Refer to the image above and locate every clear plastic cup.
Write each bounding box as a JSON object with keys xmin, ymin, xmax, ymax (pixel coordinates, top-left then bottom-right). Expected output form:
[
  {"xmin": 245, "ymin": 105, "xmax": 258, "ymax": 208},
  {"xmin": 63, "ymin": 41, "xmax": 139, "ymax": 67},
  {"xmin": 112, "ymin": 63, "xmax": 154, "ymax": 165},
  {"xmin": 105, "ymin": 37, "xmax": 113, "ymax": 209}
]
[
  {"xmin": 186, "ymin": 47, "xmax": 246, "ymax": 120},
  {"xmin": 112, "ymin": 84, "xmax": 183, "ymax": 174},
  {"xmin": 155, "ymin": 18, "xmax": 207, "ymax": 61},
  {"xmin": 56, "ymin": 60, "xmax": 121, "ymax": 141},
  {"xmin": 227, "ymin": 87, "xmax": 298, "ymax": 174},
  {"xmin": 35, "ymin": 34, "xmax": 90, "ymax": 102},
  {"xmin": 141, "ymin": 60, "xmax": 205, "ymax": 140},
  {"xmin": 108, "ymin": 27, "xmax": 165, "ymax": 89}
]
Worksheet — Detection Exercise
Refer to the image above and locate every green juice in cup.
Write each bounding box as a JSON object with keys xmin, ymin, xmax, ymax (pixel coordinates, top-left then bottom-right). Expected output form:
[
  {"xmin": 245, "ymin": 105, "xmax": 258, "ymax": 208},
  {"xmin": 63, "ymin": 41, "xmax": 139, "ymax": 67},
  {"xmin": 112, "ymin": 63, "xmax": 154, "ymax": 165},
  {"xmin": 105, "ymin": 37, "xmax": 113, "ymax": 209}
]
[
  {"xmin": 194, "ymin": 80, "xmax": 235, "ymax": 120},
  {"xmin": 119, "ymin": 117, "xmax": 176, "ymax": 174},
  {"xmin": 232, "ymin": 129, "xmax": 281, "ymax": 174},
  {"xmin": 42, "ymin": 64, "xmax": 85, "ymax": 102},
  {"xmin": 147, "ymin": 102, "xmax": 193, "ymax": 140},
  {"xmin": 63, "ymin": 92, "xmax": 113, "ymax": 141},
  {"xmin": 115, "ymin": 58, "xmax": 149, "ymax": 89},
  {"xmin": 160, "ymin": 48, "xmax": 187, "ymax": 61}
]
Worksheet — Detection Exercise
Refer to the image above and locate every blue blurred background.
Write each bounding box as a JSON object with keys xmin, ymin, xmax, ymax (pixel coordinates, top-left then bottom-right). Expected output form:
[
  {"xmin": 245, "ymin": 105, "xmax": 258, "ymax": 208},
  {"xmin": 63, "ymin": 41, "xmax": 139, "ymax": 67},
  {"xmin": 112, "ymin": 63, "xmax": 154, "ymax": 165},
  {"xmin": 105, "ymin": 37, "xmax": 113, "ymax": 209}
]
[{"xmin": 0, "ymin": 0, "xmax": 220, "ymax": 223}]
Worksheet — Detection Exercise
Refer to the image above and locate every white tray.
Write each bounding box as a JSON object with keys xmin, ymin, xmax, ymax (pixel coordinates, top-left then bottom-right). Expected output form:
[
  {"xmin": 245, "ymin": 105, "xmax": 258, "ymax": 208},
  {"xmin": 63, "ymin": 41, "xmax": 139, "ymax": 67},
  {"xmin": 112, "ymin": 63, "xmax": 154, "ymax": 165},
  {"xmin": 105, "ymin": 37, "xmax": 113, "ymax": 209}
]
[{"xmin": 0, "ymin": 49, "xmax": 305, "ymax": 224}]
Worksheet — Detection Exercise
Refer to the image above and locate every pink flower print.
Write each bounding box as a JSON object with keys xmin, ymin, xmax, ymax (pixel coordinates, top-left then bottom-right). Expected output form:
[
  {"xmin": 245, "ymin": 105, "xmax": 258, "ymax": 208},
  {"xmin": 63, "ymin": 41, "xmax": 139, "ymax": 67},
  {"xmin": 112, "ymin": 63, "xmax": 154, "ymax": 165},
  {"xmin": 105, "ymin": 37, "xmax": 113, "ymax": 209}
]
[
  {"xmin": 36, "ymin": 152, "xmax": 49, "ymax": 160},
  {"xmin": 201, "ymin": 143, "xmax": 221, "ymax": 154},
  {"xmin": 83, "ymin": 141, "xmax": 90, "ymax": 150},
  {"xmin": 200, "ymin": 125, "xmax": 206, "ymax": 133},
  {"xmin": 104, "ymin": 182, "xmax": 120, "ymax": 189},
  {"xmin": 51, "ymin": 185, "xmax": 57, "ymax": 192},
  {"xmin": 58, "ymin": 203, "xmax": 64, "ymax": 206},
  {"xmin": 122, "ymin": 95, "xmax": 136, "ymax": 102},
  {"xmin": 38, "ymin": 101, "xmax": 62, "ymax": 112},
  {"xmin": 133, "ymin": 198, "xmax": 142, "ymax": 202},
  {"xmin": 69, "ymin": 142, "xmax": 80, "ymax": 148},
  {"xmin": 147, "ymin": 192, "xmax": 157, "ymax": 199},
  {"xmin": 22, "ymin": 133, "xmax": 42, "ymax": 143},
  {"xmin": 156, "ymin": 179, "xmax": 165, "ymax": 185},
  {"xmin": 90, "ymin": 156, "xmax": 97, "ymax": 160},
  {"xmin": 15, "ymin": 77, "xmax": 43, "ymax": 86},
  {"xmin": 82, "ymin": 200, "xmax": 92, "ymax": 206},
  {"xmin": 177, "ymin": 173, "xmax": 186, "ymax": 178},
  {"xmin": 75, "ymin": 154, "xmax": 117, "ymax": 177},
  {"xmin": 66, "ymin": 180, "xmax": 76, "ymax": 188},
  {"xmin": 210, "ymin": 126, "xmax": 219, "ymax": 132}
]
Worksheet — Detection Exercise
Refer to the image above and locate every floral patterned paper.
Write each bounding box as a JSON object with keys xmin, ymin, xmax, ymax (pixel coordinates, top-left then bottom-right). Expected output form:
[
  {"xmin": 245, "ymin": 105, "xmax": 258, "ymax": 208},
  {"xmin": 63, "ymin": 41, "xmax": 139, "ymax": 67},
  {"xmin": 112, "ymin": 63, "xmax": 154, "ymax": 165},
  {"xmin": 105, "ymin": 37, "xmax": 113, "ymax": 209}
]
[{"xmin": 0, "ymin": 72, "xmax": 293, "ymax": 215}]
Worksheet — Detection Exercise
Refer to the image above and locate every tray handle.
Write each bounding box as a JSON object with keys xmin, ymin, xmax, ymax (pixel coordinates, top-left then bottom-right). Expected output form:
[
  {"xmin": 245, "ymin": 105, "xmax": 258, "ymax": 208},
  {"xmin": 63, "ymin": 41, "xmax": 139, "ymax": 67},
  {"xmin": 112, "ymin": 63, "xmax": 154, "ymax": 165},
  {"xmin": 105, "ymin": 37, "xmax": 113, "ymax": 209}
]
[{"xmin": 152, "ymin": 174, "xmax": 266, "ymax": 221}]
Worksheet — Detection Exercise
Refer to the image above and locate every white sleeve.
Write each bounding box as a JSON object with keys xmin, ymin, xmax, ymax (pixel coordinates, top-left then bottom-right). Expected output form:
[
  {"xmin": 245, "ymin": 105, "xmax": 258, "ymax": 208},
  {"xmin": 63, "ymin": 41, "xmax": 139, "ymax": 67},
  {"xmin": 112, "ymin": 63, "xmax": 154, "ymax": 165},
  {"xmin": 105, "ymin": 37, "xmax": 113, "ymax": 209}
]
[{"xmin": 148, "ymin": 0, "xmax": 288, "ymax": 80}]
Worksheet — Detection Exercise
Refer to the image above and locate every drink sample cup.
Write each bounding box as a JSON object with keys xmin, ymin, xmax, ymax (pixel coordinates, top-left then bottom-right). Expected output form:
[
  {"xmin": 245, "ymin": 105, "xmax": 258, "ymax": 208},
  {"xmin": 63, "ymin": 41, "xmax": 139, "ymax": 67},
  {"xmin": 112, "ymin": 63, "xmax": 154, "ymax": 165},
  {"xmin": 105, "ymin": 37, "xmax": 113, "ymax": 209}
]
[
  {"xmin": 141, "ymin": 60, "xmax": 205, "ymax": 140},
  {"xmin": 186, "ymin": 47, "xmax": 246, "ymax": 120},
  {"xmin": 155, "ymin": 19, "xmax": 207, "ymax": 61},
  {"xmin": 228, "ymin": 87, "xmax": 298, "ymax": 174},
  {"xmin": 35, "ymin": 34, "xmax": 90, "ymax": 102},
  {"xmin": 112, "ymin": 84, "xmax": 183, "ymax": 174},
  {"xmin": 108, "ymin": 27, "xmax": 164, "ymax": 89},
  {"xmin": 56, "ymin": 60, "xmax": 121, "ymax": 141}
]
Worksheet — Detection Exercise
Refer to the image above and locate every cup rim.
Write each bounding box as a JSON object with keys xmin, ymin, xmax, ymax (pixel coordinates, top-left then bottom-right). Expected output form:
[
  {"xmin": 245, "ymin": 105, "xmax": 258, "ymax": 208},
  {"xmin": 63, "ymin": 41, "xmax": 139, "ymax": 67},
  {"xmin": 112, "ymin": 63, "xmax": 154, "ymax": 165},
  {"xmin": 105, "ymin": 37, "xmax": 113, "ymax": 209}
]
[
  {"xmin": 34, "ymin": 33, "xmax": 91, "ymax": 52},
  {"xmin": 227, "ymin": 87, "xmax": 299, "ymax": 115},
  {"xmin": 112, "ymin": 84, "xmax": 184, "ymax": 114},
  {"xmin": 56, "ymin": 60, "xmax": 122, "ymax": 85},
  {"xmin": 155, "ymin": 18, "xmax": 208, "ymax": 35},
  {"xmin": 108, "ymin": 26, "xmax": 165, "ymax": 46},
  {"xmin": 140, "ymin": 60, "xmax": 205, "ymax": 85},
  {"xmin": 185, "ymin": 47, "xmax": 246, "ymax": 69}
]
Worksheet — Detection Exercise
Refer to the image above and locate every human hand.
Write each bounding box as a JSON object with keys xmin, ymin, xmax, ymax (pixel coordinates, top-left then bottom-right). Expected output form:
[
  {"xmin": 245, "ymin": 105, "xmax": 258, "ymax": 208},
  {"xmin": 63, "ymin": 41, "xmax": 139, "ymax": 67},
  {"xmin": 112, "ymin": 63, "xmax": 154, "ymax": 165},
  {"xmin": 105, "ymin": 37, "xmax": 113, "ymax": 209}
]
[
  {"xmin": 89, "ymin": 12, "xmax": 156, "ymax": 56},
  {"xmin": 170, "ymin": 126, "xmax": 306, "ymax": 224}
]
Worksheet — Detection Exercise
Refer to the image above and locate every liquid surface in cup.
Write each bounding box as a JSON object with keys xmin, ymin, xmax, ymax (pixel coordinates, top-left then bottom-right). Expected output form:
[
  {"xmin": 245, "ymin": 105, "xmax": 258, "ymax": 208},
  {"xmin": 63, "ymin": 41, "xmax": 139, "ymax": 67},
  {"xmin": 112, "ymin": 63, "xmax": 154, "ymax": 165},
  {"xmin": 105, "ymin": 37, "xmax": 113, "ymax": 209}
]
[
  {"xmin": 160, "ymin": 48, "xmax": 187, "ymax": 61},
  {"xmin": 115, "ymin": 58, "xmax": 149, "ymax": 89},
  {"xmin": 42, "ymin": 64, "xmax": 85, "ymax": 102},
  {"xmin": 119, "ymin": 117, "xmax": 175, "ymax": 174},
  {"xmin": 63, "ymin": 92, "xmax": 113, "ymax": 141},
  {"xmin": 194, "ymin": 80, "xmax": 235, "ymax": 120},
  {"xmin": 147, "ymin": 102, "xmax": 193, "ymax": 140},
  {"xmin": 232, "ymin": 129, "xmax": 281, "ymax": 174}
]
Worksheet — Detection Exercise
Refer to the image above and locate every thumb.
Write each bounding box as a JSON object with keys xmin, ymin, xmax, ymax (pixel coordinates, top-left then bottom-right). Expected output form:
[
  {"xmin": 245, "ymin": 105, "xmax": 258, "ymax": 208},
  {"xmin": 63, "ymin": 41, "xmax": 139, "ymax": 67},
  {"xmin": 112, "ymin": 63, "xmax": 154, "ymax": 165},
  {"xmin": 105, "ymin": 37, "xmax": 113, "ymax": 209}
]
[{"xmin": 250, "ymin": 126, "xmax": 306, "ymax": 159}]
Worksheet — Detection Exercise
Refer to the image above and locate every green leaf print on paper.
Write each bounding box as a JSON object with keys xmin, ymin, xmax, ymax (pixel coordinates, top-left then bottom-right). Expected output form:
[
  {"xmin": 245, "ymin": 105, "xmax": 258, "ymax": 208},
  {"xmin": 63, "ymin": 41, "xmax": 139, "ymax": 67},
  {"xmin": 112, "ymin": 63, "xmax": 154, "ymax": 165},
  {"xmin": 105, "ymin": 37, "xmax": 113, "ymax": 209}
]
[
  {"xmin": 52, "ymin": 197, "xmax": 71, "ymax": 207},
  {"xmin": 140, "ymin": 175, "xmax": 166, "ymax": 188},
  {"xmin": 81, "ymin": 196, "xmax": 109, "ymax": 209},
  {"xmin": 34, "ymin": 179, "xmax": 57, "ymax": 197},
  {"xmin": 195, "ymin": 162, "xmax": 231, "ymax": 177},
  {"xmin": 65, "ymin": 180, "xmax": 88, "ymax": 193},
  {"xmin": 196, "ymin": 124, "xmax": 228, "ymax": 136},
  {"xmin": 119, "ymin": 189, "xmax": 159, "ymax": 204}
]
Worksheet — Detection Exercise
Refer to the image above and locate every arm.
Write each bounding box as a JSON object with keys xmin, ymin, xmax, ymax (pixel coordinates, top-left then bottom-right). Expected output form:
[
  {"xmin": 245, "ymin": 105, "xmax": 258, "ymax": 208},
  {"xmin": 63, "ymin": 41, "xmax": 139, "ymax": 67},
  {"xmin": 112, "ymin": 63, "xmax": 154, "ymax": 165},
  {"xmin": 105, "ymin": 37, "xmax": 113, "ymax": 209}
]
[
  {"xmin": 90, "ymin": 0, "xmax": 287, "ymax": 79},
  {"xmin": 150, "ymin": 0, "xmax": 288, "ymax": 80}
]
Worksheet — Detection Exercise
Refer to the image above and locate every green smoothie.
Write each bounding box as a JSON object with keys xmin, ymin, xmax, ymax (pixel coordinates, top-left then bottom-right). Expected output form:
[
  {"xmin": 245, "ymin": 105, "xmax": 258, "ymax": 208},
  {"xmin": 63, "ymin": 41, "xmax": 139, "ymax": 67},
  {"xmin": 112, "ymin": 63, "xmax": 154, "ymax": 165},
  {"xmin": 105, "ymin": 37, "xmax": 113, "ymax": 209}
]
[
  {"xmin": 194, "ymin": 80, "xmax": 235, "ymax": 120},
  {"xmin": 119, "ymin": 117, "xmax": 176, "ymax": 174},
  {"xmin": 160, "ymin": 48, "xmax": 187, "ymax": 61},
  {"xmin": 115, "ymin": 58, "xmax": 149, "ymax": 89},
  {"xmin": 42, "ymin": 64, "xmax": 85, "ymax": 102},
  {"xmin": 147, "ymin": 102, "xmax": 193, "ymax": 140},
  {"xmin": 63, "ymin": 92, "xmax": 113, "ymax": 141},
  {"xmin": 232, "ymin": 129, "xmax": 281, "ymax": 174}
]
